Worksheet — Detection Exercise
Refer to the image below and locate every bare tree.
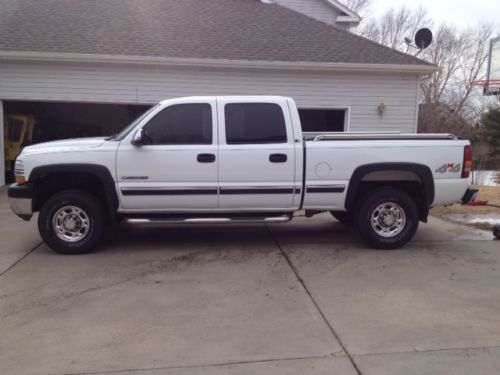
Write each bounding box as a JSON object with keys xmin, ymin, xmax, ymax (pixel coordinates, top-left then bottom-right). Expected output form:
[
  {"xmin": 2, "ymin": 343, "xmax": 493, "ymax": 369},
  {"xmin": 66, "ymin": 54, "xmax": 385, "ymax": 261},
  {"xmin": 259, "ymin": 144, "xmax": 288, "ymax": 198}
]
[
  {"xmin": 452, "ymin": 23, "xmax": 495, "ymax": 116},
  {"xmin": 418, "ymin": 22, "xmax": 495, "ymax": 134},
  {"xmin": 352, "ymin": 6, "xmax": 496, "ymax": 136},
  {"xmin": 419, "ymin": 24, "xmax": 468, "ymax": 105},
  {"xmin": 356, "ymin": 6, "xmax": 431, "ymax": 52}
]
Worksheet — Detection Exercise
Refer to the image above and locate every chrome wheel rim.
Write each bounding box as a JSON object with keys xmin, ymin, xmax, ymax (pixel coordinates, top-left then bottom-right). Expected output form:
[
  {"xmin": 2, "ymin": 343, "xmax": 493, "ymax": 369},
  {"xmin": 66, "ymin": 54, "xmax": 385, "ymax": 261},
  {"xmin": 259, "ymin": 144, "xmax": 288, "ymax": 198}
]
[
  {"xmin": 370, "ymin": 202, "xmax": 406, "ymax": 238},
  {"xmin": 52, "ymin": 205, "xmax": 90, "ymax": 242}
]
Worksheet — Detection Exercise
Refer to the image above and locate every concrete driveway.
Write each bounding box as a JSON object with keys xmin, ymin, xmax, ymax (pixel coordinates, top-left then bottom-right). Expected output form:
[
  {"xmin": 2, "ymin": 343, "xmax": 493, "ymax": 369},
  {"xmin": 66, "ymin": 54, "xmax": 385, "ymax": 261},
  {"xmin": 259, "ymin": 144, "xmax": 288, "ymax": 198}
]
[{"xmin": 1, "ymin": 189, "xmax": 499, "ymax": 375}]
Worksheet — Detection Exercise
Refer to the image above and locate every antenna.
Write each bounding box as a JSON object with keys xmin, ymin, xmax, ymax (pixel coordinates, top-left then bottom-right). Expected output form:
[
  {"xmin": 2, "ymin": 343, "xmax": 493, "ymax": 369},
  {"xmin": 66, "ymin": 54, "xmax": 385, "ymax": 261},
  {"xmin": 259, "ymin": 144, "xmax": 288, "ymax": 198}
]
[{"xmin": 405, "ymin": 28, "xmax": 433, "ymax": 56}]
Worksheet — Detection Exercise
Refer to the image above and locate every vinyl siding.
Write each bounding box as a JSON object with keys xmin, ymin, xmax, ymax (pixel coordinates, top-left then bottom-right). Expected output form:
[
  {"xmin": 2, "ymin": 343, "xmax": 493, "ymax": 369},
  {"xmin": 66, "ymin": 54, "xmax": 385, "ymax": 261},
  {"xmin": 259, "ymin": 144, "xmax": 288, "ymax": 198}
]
[
  {"xmin": 273, "ymin": 0, "xmax": 343, "ymax": 27},
  {"xmin": 0, "ymin": 62, "xmax": 419, "ymax": 133}
]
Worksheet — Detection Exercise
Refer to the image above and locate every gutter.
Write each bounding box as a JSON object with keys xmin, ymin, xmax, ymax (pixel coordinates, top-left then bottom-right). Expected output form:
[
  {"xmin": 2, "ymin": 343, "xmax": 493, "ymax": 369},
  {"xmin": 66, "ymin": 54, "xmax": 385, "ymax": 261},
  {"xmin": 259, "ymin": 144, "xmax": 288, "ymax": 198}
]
[{"xmin": 0, "ymin": 51, "xmax": 439, "ymax": 74}]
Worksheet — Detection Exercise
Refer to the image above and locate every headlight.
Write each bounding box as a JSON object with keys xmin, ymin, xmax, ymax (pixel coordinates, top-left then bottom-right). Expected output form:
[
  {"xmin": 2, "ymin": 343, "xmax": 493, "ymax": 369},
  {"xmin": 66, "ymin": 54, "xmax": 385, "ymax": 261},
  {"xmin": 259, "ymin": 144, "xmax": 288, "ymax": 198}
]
[{"xmin": 14, "ymin": 160, "xmax": 26, "ymax": 185}]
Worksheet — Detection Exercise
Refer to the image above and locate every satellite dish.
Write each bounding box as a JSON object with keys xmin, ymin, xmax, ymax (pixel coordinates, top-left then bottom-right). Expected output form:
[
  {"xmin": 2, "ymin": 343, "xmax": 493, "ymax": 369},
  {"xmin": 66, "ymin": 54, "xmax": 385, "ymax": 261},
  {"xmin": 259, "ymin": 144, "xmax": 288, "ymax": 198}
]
[{"xmin": 414, "ymin": 28, "xmax": 433, "ymax": 50}]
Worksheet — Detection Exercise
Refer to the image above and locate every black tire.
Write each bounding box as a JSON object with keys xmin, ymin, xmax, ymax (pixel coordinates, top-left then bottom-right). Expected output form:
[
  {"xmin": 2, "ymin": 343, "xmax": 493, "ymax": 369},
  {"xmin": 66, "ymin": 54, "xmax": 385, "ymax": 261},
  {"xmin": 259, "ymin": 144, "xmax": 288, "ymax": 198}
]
[
  {"xmin": 330, "ymin": 211, "xmax": 353, "ymax": 224},
  {"xmin": 493, "ymin": 224, "xmax": 500, "ymax": 239},
  {"xmin": 38, "ymin": 190, "xmax": 105, "ymax": 255},
  {"xmin": 355, "ymin": 187, "xmax": 419, "ymax": 249}
]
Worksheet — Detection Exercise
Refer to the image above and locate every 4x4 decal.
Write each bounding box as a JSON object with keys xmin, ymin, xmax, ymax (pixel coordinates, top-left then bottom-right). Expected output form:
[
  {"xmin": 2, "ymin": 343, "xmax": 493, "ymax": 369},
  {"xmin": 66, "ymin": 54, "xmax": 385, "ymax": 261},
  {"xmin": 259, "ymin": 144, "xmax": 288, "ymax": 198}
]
[{"xmin": 435, "ymin": 163, "xmax": 461, "ymax": 173}]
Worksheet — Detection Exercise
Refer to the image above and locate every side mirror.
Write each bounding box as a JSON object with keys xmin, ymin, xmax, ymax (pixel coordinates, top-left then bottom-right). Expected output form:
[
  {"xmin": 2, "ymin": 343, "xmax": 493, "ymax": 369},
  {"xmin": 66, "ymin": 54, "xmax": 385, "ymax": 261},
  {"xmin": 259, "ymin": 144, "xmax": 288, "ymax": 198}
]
[{"xmin": 131, "ymin": 128, "xmax": 144, "ymax": 146}]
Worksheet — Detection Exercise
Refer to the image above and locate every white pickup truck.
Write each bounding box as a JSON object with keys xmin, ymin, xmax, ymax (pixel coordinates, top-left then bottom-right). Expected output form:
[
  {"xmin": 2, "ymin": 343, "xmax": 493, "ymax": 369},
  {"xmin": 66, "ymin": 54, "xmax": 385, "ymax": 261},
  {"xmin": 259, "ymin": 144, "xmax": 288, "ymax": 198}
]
[{"xmin": 8, "ymin": 96, "xmax": 477, "ymax": 254}]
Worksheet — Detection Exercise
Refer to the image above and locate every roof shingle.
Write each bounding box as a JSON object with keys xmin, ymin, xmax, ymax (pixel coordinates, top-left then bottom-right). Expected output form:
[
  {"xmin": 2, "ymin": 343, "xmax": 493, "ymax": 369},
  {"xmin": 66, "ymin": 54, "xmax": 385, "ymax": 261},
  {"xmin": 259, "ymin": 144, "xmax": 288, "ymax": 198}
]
[{"xmin": 0, "ymin": 0, "xmax": 432, "ymax": 66}]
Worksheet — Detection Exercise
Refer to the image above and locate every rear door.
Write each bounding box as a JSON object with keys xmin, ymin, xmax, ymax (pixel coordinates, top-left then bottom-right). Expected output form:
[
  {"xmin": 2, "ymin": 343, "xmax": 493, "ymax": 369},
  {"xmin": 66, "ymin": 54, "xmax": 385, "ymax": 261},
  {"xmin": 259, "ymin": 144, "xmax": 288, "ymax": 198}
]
[{"xmin": 217, "ymin": 98, "xmax": 298, "ymax": 210}]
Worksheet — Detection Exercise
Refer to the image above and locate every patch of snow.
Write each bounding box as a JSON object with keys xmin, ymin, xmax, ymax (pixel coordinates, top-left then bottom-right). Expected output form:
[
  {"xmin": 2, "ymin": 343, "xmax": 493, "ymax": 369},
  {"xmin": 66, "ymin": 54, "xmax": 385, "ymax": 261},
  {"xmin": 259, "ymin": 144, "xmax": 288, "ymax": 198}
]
[
  {"xmin": 446, "ymin": 213, "xmax": 500, "ymax": 226},
  {"xmin": 472, "ymin": 170, "xmax": 499, "ymax": 186}
]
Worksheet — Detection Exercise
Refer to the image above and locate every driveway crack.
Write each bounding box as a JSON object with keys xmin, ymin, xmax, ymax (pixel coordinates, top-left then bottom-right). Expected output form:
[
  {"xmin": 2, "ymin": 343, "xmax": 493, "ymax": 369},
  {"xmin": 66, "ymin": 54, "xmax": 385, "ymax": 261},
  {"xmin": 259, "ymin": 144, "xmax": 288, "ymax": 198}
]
[
  {"xmin": 61, "ymin": 353, "xmax": 339, "ymax": 375},
  {"xmin": 354, "ymin": 344, "xmax": 500, "ymax": 357},
  {"xmin": 266, "ymin": 225, "xmax": 363, "ymax": 375},
  {"xmin": 0, "ymin": 242, "xmax": 43, "ymax": 279}
]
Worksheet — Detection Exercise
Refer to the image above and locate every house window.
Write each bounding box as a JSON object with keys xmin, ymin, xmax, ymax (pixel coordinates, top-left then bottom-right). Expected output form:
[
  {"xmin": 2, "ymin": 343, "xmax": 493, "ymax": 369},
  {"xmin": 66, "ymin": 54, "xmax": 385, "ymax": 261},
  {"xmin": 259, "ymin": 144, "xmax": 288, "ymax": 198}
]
[{"xmin": 299, "ymin": 108, "xmax": 347, "ymax": 132}]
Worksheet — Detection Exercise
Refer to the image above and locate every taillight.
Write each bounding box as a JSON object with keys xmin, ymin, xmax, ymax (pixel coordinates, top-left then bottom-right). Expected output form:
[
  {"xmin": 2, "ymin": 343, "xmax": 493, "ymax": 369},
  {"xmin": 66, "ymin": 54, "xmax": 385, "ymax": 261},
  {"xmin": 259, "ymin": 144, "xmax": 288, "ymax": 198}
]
[{"xmin": 462, "ymin": 145, "xmax": 473, "ymax": 178}]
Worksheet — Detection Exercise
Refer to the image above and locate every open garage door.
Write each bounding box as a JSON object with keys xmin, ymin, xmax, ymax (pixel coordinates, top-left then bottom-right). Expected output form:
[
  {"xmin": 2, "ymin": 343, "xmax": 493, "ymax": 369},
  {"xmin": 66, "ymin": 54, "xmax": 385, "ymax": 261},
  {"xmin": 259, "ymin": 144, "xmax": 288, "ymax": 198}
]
[
  {"xmin": 2, "ymin": 101, "xmax": 151, "ymax": 183},
  {"xmin": 298, "ymin": 108, "xmax": 348, "ymax": 132}
]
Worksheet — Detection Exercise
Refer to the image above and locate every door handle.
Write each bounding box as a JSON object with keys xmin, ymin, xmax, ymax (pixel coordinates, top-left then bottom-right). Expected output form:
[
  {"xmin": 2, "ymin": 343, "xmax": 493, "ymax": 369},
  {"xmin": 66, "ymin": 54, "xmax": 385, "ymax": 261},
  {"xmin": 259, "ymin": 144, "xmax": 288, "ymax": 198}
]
[
  {"xmin": 269, "ymin": 153, "xmax": 287, "ymax": 163},
  {"xmin": 197, "ymin": 153, "xmax": 216, "ymax": 163}
]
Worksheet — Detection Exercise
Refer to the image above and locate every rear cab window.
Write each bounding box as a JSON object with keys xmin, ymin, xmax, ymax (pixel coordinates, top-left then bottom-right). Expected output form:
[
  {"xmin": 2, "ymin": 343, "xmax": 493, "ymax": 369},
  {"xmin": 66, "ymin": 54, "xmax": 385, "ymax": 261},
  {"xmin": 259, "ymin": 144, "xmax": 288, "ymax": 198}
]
[{"xmin": 224, "ymin": 103, "xmax": 287, "ymax": 144}]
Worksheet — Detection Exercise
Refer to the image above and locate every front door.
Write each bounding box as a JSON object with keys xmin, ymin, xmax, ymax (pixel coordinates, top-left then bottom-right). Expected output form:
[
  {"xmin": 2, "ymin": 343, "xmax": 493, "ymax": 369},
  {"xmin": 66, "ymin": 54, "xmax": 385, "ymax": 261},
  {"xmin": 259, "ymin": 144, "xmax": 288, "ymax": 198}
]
[
  {"xmin": 217, "ymin": 98, "xmax": 298, "ymax": 210},
  {"xmin": 116, "ymin": 99, "xmax": 218, "ymax": 211}
]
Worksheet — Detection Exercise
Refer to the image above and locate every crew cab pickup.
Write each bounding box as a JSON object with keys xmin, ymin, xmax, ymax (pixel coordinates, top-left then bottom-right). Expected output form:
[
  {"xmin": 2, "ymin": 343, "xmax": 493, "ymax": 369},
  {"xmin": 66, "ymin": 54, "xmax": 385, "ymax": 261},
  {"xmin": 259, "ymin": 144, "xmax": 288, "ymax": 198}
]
[{"xmin": 8, "ymin": 96, "xmax": 477, "ymax": 254}]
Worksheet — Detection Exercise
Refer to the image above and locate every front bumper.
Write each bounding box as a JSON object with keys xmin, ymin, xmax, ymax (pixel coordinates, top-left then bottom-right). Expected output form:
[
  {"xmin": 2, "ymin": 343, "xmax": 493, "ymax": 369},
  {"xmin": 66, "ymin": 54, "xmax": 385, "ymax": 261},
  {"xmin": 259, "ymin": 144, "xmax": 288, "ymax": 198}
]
[
  {"xmin": 8, "ymin": 183, "xmax": 34, "ymax": 221},
  {"xmin": 461, "ymin": 187, "xmax": 479, "ymax": 205}
]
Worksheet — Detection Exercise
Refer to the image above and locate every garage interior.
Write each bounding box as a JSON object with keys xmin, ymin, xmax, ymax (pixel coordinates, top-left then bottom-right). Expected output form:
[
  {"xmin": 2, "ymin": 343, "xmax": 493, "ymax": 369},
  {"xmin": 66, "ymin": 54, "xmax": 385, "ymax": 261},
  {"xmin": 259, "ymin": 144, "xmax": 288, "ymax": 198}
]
[
  {"xmin": 299, "ymin": 108, "xmax": 347, "ymax": 133},
  {"xmin": 2, "ymin": 101, "xmax": 150, "ymax": 182},
  {"xmin": 2, "ymin": 102, "xmax": 346, "ymax": 183}
]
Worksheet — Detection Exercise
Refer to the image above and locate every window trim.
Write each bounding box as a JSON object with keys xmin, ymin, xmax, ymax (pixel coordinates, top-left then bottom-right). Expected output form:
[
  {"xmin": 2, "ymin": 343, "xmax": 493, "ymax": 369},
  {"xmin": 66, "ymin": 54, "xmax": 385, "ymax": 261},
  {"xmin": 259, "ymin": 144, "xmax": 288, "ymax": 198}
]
[
  {"xmin": 224, "ymin": 102, "xmax": 288, "ymax": 145},
  {"xmin": 141, "ymin": 103, "xmax": 214, "ymax": 146},
  {"xmin": 298, "ymin": 106, "xmax": 350, "ymax": 132}
]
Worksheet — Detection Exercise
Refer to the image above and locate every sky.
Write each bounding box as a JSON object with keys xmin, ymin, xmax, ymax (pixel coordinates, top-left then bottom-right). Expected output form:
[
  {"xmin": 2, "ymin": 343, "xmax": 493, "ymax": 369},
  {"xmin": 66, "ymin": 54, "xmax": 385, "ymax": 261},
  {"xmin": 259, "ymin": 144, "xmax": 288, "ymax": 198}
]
[
  {"xmin": 369, "ymin": 0, "xmax": 500, "ymax": 80},
  {"xmin": 370, "ymin": 0, "xmax": 500, "ymax": 30}
]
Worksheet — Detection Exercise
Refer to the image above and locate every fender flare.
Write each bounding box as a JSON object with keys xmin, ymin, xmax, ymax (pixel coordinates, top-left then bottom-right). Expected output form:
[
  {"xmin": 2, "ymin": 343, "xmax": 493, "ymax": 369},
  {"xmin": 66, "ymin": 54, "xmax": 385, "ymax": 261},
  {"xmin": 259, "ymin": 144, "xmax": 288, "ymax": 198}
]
[
  {"xmin": 29, "ymin": 164, "xmax": 119, "ymax": 220},
  {"xmin": 345, "ymin": 162, "xmax": 435, "ymax": 211}
]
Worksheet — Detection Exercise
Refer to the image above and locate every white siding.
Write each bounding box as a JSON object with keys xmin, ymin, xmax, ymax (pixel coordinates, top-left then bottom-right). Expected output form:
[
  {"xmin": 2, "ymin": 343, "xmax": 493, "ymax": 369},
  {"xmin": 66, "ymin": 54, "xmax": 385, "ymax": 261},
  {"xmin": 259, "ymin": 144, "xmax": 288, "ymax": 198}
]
[
  {"xmin": 0, "ymin": 62, "xmax": 419, "ymax": 132},
  {"xmin": 273, "ymin": 0, "xmax": 343, "ymax": 27}
]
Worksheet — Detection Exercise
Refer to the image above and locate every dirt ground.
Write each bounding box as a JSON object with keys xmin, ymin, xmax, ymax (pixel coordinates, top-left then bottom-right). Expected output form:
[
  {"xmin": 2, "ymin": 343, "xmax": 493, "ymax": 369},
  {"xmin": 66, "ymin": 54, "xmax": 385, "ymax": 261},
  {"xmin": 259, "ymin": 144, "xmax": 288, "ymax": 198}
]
[{"xmin": 431, "ymin": 185, "xmax": 500, "ymax": 230}]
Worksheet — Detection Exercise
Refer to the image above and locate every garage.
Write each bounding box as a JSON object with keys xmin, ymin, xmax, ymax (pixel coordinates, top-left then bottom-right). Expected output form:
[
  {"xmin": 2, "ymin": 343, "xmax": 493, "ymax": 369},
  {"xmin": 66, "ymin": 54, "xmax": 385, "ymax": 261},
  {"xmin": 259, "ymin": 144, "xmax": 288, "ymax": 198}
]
[
  {"xmin": 2, "ymin": 101, "xmax": 350, "ymax": 183},
  {"xmin": 2, "ymin": 101, "xmax": 150, "ymax": 182},
  {"xmin": 299, "ymin": 108, "xmax": 348, "ymax": 133}
]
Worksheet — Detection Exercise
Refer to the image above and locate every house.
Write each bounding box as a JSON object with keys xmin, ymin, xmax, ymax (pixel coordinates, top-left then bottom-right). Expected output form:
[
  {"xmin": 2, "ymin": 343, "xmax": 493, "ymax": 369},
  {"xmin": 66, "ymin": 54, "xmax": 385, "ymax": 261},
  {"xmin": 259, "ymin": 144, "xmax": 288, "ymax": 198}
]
[{"xmin": 0, "ymin": 0, "xmax": 436, "ymax": 185}]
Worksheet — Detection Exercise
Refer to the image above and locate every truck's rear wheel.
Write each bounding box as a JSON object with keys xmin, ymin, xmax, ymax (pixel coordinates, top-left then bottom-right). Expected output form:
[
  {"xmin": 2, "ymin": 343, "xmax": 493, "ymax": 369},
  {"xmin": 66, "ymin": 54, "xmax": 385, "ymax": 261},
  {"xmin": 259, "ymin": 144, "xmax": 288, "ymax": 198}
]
[
  {"xmin": 355, "ymin": 188, "xmax": 418, "ymax": 249},
  {"xmin": 38, "ymin": 190, "xmax": 105, "ymax": 255}
]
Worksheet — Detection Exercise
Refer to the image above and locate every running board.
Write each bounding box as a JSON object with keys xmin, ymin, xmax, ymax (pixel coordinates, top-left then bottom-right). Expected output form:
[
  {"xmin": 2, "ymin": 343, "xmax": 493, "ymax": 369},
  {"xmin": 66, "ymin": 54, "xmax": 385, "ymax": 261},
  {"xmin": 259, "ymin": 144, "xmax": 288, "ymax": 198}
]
[{"xmin": 124, "ymin": 214, "xmax": 293, "ymax": 224}]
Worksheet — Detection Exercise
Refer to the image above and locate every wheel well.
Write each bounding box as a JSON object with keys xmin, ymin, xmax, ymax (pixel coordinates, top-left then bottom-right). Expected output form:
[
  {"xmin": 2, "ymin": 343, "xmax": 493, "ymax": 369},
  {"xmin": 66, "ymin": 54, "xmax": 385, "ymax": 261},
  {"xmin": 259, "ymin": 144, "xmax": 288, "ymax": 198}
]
[
  {"xmin": 347, "ymin": 169, "xmax": 431, "ymax": 223},
  {"xmin": 32, "ymin": 172, "xmax": 111, "ymax": 220}
]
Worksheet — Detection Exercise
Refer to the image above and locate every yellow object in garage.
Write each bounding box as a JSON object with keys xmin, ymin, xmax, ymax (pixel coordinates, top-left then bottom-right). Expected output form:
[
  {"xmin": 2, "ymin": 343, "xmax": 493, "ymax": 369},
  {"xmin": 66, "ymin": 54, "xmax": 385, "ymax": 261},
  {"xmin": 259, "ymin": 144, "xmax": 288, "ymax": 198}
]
[{"xmin": 3, "ymin": 114, "xmax": 36, "ymax": 172}]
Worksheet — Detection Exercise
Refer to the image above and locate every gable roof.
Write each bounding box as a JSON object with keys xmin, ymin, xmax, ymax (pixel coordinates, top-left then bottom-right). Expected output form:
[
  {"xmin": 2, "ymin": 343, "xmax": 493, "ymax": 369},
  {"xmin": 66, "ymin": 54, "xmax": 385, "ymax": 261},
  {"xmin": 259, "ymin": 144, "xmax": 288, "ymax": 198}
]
[{"xmin": 0, "ymin": 0, "xmax": 435, "ymax": 72}]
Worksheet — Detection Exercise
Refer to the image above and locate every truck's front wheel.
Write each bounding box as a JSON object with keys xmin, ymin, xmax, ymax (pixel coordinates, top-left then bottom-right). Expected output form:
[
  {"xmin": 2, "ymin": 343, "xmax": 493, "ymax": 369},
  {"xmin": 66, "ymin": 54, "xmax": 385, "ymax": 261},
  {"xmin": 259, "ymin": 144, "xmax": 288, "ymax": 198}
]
[
  {"xmin": 355, "ymin": 188, "xmax": 418, "ymax": 249},
  {"xmin": 38, "ymin": 190, "xmax": 105, "ymax": 255}
]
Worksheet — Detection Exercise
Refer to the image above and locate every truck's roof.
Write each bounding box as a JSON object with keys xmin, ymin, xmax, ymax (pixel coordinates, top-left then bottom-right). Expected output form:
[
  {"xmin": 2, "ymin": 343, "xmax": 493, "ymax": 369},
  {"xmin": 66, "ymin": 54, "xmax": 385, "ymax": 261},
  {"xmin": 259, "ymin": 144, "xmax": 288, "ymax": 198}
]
[{"xmin": 159, "ymin": 95, "xmax": 292, "ymax": 104}]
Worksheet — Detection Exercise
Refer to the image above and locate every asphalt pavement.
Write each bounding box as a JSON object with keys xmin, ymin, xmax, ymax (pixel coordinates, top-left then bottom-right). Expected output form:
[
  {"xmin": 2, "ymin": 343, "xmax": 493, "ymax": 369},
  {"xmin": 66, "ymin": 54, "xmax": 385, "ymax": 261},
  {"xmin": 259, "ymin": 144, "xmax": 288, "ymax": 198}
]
[{"xmin": 0, "ymin": 190, "xmax": 499, "ymax": 375}]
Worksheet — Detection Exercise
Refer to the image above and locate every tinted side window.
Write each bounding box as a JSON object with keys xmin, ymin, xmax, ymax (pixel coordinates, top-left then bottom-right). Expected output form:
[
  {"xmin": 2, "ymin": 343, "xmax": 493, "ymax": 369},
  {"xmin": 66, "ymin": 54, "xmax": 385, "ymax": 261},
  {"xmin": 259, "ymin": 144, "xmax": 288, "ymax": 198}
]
[
  {"xmin": 225, "ymin": 103, "xmax": 287, "ymax": 144},
  {"xmin": 143, "ymin": 104, "xmax": 212, "ymax": 145}
]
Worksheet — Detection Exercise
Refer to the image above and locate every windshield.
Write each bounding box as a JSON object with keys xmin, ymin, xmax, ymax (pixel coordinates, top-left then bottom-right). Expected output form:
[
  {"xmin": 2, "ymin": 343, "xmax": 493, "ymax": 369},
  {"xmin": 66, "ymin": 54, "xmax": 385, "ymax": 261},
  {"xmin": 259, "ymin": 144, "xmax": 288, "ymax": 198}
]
[{"xmin": 110, "ymin": 104, "xmax": 160, "ymax": 141}]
